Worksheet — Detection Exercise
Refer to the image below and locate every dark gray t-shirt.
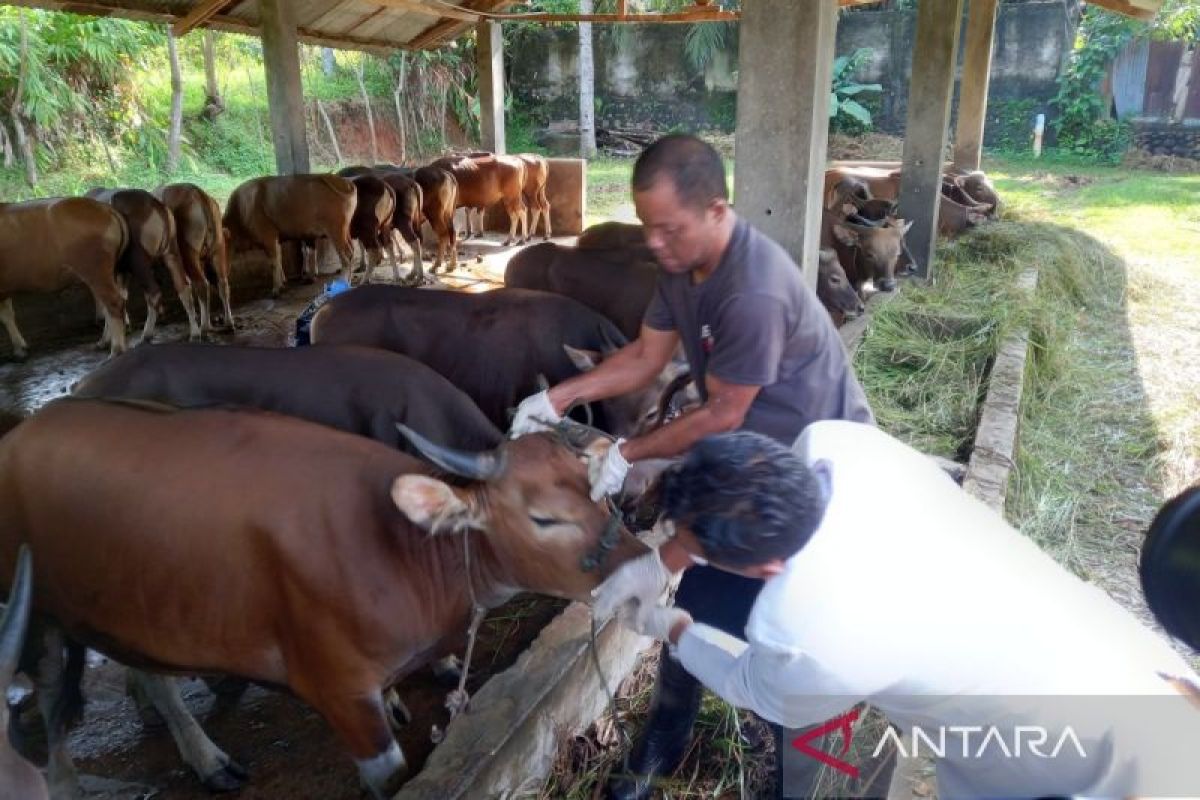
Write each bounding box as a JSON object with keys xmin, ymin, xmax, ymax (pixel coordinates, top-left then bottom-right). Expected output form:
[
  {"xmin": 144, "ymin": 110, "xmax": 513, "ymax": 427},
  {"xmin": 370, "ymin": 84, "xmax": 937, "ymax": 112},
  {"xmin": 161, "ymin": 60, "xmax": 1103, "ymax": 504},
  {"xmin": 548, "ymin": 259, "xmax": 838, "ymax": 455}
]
[{"xmin": 644, "ymin": 217, "xmax": 874, "ymax": 445}]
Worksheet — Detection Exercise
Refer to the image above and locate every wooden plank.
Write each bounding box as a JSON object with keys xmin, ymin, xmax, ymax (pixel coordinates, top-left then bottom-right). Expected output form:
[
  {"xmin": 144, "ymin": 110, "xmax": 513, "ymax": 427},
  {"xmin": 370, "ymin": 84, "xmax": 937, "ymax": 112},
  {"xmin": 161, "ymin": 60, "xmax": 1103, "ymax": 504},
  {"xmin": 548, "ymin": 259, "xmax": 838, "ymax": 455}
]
[
  {"xmin": 952, "ymin": 0, "xmax": 999, "ymax": 172},
  {"xmin": 373, "ymin": 0, "xmax": 476, "ymax": 21},
  {"xmin": 172, "ymin": 0, "xmax": 237, "ymax": 36}
]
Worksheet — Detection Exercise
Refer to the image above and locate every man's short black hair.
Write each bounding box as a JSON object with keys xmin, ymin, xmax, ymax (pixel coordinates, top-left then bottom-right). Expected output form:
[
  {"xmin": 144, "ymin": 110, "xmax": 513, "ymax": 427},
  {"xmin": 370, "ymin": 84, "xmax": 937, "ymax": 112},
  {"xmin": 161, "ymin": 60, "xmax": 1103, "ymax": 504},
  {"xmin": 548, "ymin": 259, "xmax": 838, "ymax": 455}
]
[
  {"xmin": 631, "ymin": 134, "xmax": 729, "ymax": 211},
  {"xmin": 661, "ymin": 432, "xmax": 825, "ymax": 568}
]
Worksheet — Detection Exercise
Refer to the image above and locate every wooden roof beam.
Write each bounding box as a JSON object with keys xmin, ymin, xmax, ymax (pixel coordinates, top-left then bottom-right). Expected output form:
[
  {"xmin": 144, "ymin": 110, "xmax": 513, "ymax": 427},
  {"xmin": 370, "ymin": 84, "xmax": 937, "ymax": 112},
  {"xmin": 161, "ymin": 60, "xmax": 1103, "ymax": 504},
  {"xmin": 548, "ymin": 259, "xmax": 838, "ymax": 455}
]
[
  {"xmin": 172, "ymin": 0, "xmax": 237, "ymax": 37},
  {"xmin": 373, "ymin": 0, "xmax": 478, "ymax": 21}
]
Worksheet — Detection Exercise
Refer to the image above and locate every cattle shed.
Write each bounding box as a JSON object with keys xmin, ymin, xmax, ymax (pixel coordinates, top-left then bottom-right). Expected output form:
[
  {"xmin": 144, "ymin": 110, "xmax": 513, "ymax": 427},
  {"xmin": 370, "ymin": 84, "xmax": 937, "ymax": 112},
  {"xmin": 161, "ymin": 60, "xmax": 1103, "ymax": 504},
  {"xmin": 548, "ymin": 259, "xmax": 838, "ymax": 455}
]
[{"xmin": 4, "ymin": 0, "xmax": 1169, "ymax": 796}]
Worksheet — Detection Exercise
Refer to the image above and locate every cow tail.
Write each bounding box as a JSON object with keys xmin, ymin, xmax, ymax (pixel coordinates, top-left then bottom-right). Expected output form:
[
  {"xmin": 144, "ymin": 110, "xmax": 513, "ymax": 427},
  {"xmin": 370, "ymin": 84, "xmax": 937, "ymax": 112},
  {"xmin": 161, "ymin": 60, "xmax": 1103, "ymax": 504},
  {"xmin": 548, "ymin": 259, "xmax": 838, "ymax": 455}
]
[{"xmin": 113, "ymin": 206, "xmax": 131, "ymax": 263}]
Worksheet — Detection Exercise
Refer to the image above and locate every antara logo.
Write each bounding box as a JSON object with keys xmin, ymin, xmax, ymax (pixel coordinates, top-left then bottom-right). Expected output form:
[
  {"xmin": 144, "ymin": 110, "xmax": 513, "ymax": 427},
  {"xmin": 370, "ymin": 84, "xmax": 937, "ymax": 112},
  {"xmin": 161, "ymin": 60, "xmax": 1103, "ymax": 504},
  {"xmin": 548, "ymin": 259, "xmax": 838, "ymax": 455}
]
[
  {"xmin": 872, "ymin": 726, "xmax": 1088, "ymax": 760},
  {"xmin": 790, "ymin": 707, "xmax": 861, "ymax": 779}
]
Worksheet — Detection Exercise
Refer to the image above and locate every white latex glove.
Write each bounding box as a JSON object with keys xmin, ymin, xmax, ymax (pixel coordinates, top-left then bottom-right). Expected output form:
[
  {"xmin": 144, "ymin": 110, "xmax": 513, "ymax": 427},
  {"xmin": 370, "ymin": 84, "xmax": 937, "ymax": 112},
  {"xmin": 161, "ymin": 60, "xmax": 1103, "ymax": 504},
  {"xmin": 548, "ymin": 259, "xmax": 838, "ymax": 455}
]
[
  {"xmin": 621, "ymin": 602, "xmax": 692, "ymax": 642},
  {"xmin": 509, "ymin": 390, "xmax": 561, "ymax": 438},
  {"xmin": 591, "ymin": 547, "xmax": 674, "ymax": 620},
  {"xmin": 588, "ymin": 438, "xmax": 630, "ymax": 501}
]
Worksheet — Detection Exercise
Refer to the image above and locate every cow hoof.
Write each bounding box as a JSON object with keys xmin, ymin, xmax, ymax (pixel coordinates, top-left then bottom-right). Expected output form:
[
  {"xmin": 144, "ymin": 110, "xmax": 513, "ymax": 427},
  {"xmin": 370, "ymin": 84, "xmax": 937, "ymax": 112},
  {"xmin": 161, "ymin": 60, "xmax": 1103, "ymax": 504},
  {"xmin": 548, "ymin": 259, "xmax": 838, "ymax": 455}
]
[{"xmin": 202, "ymin": 759, "xmax": 249, "ymax": 793}]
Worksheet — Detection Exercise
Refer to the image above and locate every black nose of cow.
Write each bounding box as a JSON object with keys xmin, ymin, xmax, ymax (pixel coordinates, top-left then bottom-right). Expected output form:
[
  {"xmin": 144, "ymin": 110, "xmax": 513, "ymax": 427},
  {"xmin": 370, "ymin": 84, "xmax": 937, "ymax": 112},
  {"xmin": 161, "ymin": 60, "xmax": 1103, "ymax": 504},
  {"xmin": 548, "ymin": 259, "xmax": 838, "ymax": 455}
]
[{"xmin": 878, "ymin": 278, "xmax": 897, "ymax": 292}]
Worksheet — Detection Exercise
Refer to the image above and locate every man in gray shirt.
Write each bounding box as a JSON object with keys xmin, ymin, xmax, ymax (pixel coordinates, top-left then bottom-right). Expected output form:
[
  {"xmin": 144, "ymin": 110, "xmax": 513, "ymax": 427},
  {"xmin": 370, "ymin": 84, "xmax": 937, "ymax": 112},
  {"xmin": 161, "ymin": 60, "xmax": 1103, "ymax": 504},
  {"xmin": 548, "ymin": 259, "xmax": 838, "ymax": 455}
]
[{"xmin": 510, "ymin": 134, "xmax": 872, "ymax": 800}]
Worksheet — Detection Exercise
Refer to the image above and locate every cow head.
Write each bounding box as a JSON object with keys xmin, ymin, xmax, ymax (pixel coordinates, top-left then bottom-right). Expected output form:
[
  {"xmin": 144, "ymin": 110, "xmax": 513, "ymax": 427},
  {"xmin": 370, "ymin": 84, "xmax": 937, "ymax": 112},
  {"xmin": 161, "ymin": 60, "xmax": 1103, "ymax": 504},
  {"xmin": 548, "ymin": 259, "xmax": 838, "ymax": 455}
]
[
  {"xmin": 817, "ymin": 249, "xmax": 865, "ymax": 323},
  {"xmin": 563, "ymin": 344, "xmax": 691, "ymax": 438},
  {"xmin": 391, "ymin": 427, "xmax": 649, "ymax": 602},
  {"xmin": 831, "ymin": 218, "xmax": 912, "ymax": 293},
  {"xmin": 959, "ymin": 171, "xmax": 1000, "ymax": 218}
]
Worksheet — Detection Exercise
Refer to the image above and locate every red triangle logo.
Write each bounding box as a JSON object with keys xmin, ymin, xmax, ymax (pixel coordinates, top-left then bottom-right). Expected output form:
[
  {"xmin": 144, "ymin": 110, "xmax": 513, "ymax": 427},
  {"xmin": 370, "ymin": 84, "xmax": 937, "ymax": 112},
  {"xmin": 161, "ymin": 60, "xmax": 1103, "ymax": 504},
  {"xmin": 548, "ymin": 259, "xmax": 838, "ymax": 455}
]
[{"xmin": 790, "ymin": 707, "xmax": 861, "ymax": 779}]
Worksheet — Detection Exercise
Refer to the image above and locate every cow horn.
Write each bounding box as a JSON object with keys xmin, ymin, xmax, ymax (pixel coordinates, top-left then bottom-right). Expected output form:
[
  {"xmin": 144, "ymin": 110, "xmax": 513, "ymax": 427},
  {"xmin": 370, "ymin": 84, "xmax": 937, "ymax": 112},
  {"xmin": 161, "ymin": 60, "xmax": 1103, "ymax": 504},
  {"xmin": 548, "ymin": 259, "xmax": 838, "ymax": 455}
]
[
  {"xmin": 396, "ymin": 425, "xmax": 506, "ymax": 481},
  {"xmin": 0, "ymin": 546, "xmax": 33, "ymax": 689}
]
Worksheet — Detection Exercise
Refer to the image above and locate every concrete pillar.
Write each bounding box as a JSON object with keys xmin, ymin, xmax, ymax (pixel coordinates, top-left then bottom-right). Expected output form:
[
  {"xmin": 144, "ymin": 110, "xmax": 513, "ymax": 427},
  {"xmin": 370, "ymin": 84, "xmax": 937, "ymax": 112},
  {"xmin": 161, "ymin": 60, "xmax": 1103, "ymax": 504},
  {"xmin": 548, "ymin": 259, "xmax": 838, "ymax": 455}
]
[
  {"xmin": 733, "ymin": 0, "xmax": 838, "ymax": 289},
  {"xmin": 897, "ymin": 0, "xmax": 965, "ymax": 279},
  {"xmin": 477, "ymin": 21, "xmax": 506, "ymax": 154},
  {"xmin": 953, "ymin": 0, "xmax": 1000, "ymax": 172},
  {"xmin": 260, "ymin": 0, "xmax": 310, "ymax": 174}
]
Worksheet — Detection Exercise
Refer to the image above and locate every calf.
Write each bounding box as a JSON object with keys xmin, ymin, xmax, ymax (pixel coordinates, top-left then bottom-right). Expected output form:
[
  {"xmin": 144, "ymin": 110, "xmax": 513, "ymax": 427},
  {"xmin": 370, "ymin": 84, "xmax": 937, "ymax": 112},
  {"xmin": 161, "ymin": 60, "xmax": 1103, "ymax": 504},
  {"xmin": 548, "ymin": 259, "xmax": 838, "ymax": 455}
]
[
  {"xmin": 0, "ymin": 399, "xmax": 646, "ymax": 797},
  {"xmin": 0, "ymin": 546, "xmax": 45, "ymax": 800},
  {"xmin": 154, "ymin": 182, "xmax": 234, "ymax": 331},
  {"xmin": 86, "ymin": 187, "xmax": 201, "ymax": 343},
  {"xmin": 346, "ymin": 175, "xmax": 399, "ymax": 284},
  {"xmin": 223, "ymin": 174, "xmax": 356, "ymax": 294},
  {"xmin": 432, "ymin": 155, "xmax": 527, "ymax": 246},
  {"xmin": 72, "ymin": 342, "xmax": 502, "ymax": 455},
  {"xmin": 817, "ymin": 248, "xmax": 865, "ymax": 326},
  {"xmin": 309, "ymin": 285, "xmax": 683, "ymax": 438},
  {"xmin": 0, "ymin": 197, "xmax": 129, "ymax": 359},
  {"xmin": 821, "ymin": 209, "xmax": 912, "ymax": 294},
  {"xmin": 517, "ymin": 153, "xmax": 552, "ymax": 241}
]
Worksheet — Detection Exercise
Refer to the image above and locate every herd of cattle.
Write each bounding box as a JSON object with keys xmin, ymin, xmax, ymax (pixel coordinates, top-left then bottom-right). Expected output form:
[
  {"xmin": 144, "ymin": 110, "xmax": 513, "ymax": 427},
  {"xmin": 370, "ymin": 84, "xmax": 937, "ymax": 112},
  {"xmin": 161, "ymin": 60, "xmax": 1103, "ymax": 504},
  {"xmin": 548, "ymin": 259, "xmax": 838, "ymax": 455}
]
[
  {"xmin": 0, "ymin": 152, "xmax": 1002, "ymax": 798},
  {"xmin": 0, "ymin": 151, "xmax": 553, "ymax": 362}
]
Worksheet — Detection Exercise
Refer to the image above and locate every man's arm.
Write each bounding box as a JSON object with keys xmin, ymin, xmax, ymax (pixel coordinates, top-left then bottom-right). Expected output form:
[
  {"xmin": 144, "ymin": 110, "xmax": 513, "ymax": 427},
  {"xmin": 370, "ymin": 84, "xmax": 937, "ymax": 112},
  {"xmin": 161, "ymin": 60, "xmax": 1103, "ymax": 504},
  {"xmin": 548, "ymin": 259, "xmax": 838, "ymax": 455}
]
[
  {"xmin": 547, "ymin": 325, "xmax": 679, "ymax": 415},
  {"xmin": 619, "ymin": 373, "xmax": 760, "ymax": 462}
]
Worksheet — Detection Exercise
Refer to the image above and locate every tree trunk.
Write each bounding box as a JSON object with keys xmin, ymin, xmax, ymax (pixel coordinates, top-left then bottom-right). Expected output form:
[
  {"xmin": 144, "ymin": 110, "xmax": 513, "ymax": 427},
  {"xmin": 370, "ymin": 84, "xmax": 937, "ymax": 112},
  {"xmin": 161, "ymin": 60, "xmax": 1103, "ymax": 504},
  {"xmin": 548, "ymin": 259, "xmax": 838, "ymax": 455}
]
[
  {"xmin": 166, "ymin": 26, "xmax": 184, "ymax": 175},
  {"xmin": 316, "ymin": 100, "xmax": 343, "ymax": 166},
  {"xmin": 1171, "ymin": 43, "xmax": 1195, "ymax": 123},
  {"xmin": 356, "ymin": 59, "xmax": 380, "ymax": 164},
  {"xmin": 322, "ymin": 47, "xmax": 336, "ymax": 77},
  {"xmin": 202, "ymin": 30, "xmax": 225, "ymax": 119},
  {"xmin": 393, "ymin": 52, "xmax": 409, "ymax": 164},
  {"xmin": 12, "ymin": 11, "xmax": 36, "ymax": 187},
  {"xmin": 578, "ymin": 0, "xmax": 598, "ymax": 158}
]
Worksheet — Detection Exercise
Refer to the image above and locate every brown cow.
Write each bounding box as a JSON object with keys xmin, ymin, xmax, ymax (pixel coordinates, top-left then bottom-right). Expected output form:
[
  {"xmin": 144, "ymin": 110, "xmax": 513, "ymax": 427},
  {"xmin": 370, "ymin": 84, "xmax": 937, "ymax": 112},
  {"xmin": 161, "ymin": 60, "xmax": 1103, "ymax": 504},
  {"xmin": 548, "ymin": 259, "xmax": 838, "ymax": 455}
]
[
  {"xmin": 432, "ymin": 155, "xmax": 527, "ymax": 246},
  {"xmin": 410, "ymin": 166, "xmax": 458, "ymax": 277},
  {"xmin": 0, "ymin": 197, "xmax": 128, "ymax": 360},
  {"xmin": 824, "ymin": 166, "xmax": 902, "ymax": 207},
  {"xmin": 373, "ymin": 171, "xmax": 425, "ymax": 284},
  {"xmin": 0, "ymin": 399, "xmax": 645, "ymax": 798},
  {"xmin": 222, "ymin": 174, "xmax": 356, "ymax": 295},
  {"xmin": 86, "ymin": 187, "xmax": 201, "ymax": 344},
  {"xmin": 821, "ymin": 206, "xmax": 912, "ymax": 294},
  {"xmin": 938, "ymin": 190, "xmax": 991, "ymax": 238},
  {"xmin": 155, "ymin": 182, "xmax": 234, "ymax": 332},
  {"xmin": 517, "ymin": 153, "xmax": 552, "ymax": 241},
  {"xmin": 347, "ymin": 175, "xmax": 399, "ymax": 284},
  {"xmin": 817, "ymin": 248, "xmax": 865, "ymax": 326},
  {"xmin": 955, "ymin": 171, "xmax": 1001, "ymax": 218},
  {"xmin": 0, "ymin": 546, "xmax": 46, "ymax": 800}
]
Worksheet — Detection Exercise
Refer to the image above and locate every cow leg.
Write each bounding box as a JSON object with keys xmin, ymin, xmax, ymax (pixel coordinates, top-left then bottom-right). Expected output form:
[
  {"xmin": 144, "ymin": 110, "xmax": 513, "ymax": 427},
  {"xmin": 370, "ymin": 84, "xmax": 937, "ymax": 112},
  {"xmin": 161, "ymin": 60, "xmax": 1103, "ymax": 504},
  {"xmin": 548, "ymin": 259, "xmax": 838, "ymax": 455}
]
[
  {"xmin": 334, "ymin": 235, "xmax": 355, "ymax": 287},
  {"xmin": 88, "ymin": 282, "xmax": 128, "ymax": 358},
  {"xmin": 180, "ymin": 248, "xmax": 212, "ymax": 335},
  {"xmin": 502, "ymin": 201, "xmax": 522, "ymax": 247},
  {"xmin": 132, "ymin": 671, "xmax": 248, "ymax": 792},
  {"xmin": 160, "ymin": 244, "xmax": 201, "ymax": 341},
  {"xmin": 267, "ymin": 239, "xmax": 285, "ymax": 297},
  {"xmin": 314, "ymin": 692, "xmax": 407, "ymax": 799},
  {"xmin": 0, "ymin": 298, "xmax": 29, "ymax": 361},
  {"xmin": 540, "ymin": 195, "xmax": 553, "ymax": 240},
  {"xmin": 401, "ymin": 225, "xmax": 424, "ymax": 285},
  {"xmin": 138, "ymin": 292, "xmax": 160, "ymax": 346},
  {"xmin": 34, "ymin": 627, "xmax": 80, "ymax": 799}
]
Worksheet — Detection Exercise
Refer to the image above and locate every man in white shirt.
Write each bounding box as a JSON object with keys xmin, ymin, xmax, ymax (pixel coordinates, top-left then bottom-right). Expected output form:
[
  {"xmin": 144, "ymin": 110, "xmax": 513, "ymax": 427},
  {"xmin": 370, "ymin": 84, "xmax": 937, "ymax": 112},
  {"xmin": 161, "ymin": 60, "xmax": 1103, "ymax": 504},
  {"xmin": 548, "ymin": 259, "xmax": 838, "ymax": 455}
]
[{"xmin": 595, "ymin": 423, "xmax": 1200, "ymax": 797}]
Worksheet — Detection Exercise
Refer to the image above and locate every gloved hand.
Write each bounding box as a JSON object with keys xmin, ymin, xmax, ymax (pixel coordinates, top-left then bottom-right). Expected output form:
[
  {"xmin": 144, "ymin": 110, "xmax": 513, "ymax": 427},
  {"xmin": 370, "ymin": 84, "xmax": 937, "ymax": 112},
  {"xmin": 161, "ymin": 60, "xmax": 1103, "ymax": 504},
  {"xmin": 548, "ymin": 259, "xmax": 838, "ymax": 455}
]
[
  {"xmin": 588, "ymin": 438, "xmax": 630, "ymax": 501},
  {"xmin": 591, "ymin": 547, "xmax": 674, "ymax": 620},
  {"xmin": 620, "ymin": 602, "xmax": 692, "ymax": 642},
  {"xmin": 509, "ymin": 390, "xmax": 561, "ymax": 438}
]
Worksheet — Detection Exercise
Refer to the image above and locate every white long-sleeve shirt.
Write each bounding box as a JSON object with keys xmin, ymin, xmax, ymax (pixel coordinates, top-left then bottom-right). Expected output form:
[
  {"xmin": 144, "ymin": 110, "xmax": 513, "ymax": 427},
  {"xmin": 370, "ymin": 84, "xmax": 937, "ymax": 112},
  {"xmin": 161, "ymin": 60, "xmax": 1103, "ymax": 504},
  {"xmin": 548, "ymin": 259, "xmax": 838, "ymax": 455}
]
[{"xmin": 675, "ymin": 420, "xmax": 1200, "ymax": 798}]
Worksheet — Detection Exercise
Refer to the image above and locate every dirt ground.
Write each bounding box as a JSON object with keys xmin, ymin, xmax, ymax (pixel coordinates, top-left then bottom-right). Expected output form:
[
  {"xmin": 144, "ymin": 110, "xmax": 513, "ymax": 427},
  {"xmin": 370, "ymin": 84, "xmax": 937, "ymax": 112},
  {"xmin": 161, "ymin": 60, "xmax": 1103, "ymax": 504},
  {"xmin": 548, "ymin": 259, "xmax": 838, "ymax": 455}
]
[{"xmin": 1, "ymin": 233, "xmax": 574, "ymax": 798}]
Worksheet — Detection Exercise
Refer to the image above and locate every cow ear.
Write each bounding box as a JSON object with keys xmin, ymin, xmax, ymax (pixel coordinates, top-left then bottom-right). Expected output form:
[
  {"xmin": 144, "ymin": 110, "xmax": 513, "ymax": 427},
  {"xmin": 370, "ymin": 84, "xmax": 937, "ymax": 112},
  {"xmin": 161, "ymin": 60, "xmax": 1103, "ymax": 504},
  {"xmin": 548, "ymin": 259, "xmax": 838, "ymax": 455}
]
[
  {"xmin": 831, "ymin": 224, "xmax": 859, "ymax": 248},
  {"xmin": 391, "ymin": 475, "xmax": 483, "ymax": 535},
  {"xmin": 564, "ymin": 344, "xmax": 602, "ymax": 372}
]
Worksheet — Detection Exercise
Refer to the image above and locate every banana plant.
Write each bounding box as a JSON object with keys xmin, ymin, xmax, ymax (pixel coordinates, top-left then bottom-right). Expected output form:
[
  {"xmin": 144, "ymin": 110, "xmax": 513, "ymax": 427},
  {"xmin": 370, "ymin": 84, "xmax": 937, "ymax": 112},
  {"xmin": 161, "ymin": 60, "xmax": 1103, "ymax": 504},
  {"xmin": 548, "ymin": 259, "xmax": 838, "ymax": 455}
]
[{"xmin": 829, "ymin": 47, "xmax": 882, "ymax": 128}]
